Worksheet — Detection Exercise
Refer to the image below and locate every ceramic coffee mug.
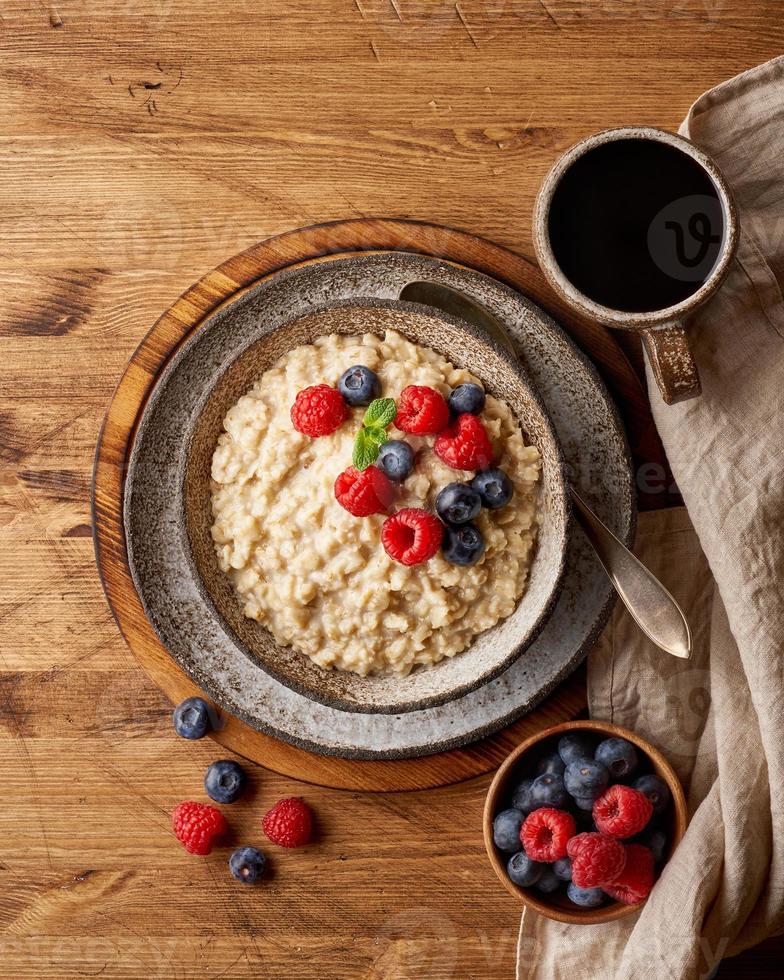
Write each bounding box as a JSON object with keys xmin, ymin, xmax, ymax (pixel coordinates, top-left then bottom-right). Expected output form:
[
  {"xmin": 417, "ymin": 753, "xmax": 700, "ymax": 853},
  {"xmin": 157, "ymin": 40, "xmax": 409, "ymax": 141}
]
[{"xmin": 533, "ymin": 127, "xmax": 739, "ymax": 405}]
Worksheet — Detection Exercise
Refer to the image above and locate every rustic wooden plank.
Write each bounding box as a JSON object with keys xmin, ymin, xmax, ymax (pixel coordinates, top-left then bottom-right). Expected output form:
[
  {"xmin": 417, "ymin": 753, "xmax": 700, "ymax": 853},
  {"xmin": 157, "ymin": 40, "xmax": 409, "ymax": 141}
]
[{"xmin": 1, "ymin": 2, "xmax": 782, "ymax": 975}]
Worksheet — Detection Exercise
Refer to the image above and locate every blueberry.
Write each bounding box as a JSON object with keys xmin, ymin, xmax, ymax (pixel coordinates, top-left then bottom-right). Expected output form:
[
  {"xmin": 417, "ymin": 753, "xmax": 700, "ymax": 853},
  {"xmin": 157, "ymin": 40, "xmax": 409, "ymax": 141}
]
[
  {"xmin": 205, "ymin": 759, "xmax": 247, "ymax": 803},
  {"xmin": 535, "ymin": 868, "xmax": 562, "ymax": 894},
  {"xmin": 637, "ymin": 827, "xmax": 668, "ymax": 864},
  {"xmin": 507, "ymin": 851, "xmax": 543, "ymax": 888},
  {"xmin": 536, "ymin": 751, "xmax": 566, "ymax": 777},
  {"xmin": 442, "ymin": 522, "xmax": 485, "ymax": 566},
  {"xmin": 493, "ymin": 808, "xmax": 525, "ymax": 852},
  {"xmin": 595, "ymin": 737, "xmax": 639, "ymax": 779},
  {"xmin": 530, "ymin": 772, "xmax": 570, "ymax": 809},
  {"xmin": 511, "ymin": 779, "xmax": 536, "ymax": 814},
  {"xmin": 470, "ymin": 468, "xmax": 514, "ymax": 510},
  {"xmin": 448, "ymin": 383, "xmax": 485, "ymax": 416},
  {"xmin": 173, "ymin": 697, "xmax": 212, "ymax": 740},
  {"xmin": 567, "ymin": 882, "xmax": 606, "ymax": 908},
  {"xmin": 564, "ymin": 760, "xmax": 609, "ymax": 799},
  {"xmin": 229, "ymin": 846, "xmax": 266, "ymax": 884},
  {"xmin": 574, "ymin": 795, "xmax": 599, "ymax": 812},
  {"xmin": 377, "ymin": 440, "xmax": 415, "ymax": 482},
  {"xmin": 436, "ymin": 482, "xmax": 482, "ymax": 526},
  {"xmin": 338, "ymin": 365, "xmax": 381, "ymax": 406},
  {"xmin": 558, "ymin": 733, "xmax": 597, "ymax": 766},
  {"xmin": 633, "ymin": 774, "xmax": 671, "ymax": 815},
  {"xmin": 553, "ymin": 857, "xmax": 572, "ymax": 881}
]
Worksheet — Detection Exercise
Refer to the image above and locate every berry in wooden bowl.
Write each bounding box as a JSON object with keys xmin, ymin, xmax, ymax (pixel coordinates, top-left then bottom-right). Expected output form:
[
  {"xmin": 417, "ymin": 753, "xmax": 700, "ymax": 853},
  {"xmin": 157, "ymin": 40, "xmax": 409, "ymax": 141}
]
[{"xmin": 483, "ymin": 719, "xmax": 687, "ymax": 924}]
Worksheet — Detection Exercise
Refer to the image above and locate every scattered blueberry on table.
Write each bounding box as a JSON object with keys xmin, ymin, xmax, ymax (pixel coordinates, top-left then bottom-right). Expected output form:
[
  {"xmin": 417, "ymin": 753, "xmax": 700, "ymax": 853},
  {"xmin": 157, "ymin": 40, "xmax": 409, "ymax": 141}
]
[
  {"xmin": 229, "ymin": 846, "xmax": 266, "ymax": 885},
  {"xmin": 173, "ymin": 697, "xmax": 212, "ymax": 740},
  {"xmin": 171, "ymin": 699, "xmax": 315, "ymax": 883},
  {"xmin": 204, "ymin": 759, "xmax": 247, "ymax": 804}
]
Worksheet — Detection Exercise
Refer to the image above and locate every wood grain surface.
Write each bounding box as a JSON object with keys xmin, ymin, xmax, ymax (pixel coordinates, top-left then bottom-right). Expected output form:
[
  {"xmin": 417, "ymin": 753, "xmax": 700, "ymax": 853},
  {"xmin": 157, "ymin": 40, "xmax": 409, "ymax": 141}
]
[{"xmin": 2, "ymin": 2, "xmax": 783, "ymax": 977}]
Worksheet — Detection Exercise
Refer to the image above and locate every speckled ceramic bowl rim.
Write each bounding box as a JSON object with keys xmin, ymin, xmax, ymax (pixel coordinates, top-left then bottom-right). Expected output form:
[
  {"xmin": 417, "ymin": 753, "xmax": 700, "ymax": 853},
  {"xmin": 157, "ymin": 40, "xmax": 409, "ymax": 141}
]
[
  {"xmin": 117, "ymin": 251, "xmax": 637, "ymax": 759},
  {"xmin": 533, "ymin": 126, "xmax": 740, "ymax": 330},
  {"xmin": 176, "ymin": 295, "xmax": 572, "ymax": 713}
]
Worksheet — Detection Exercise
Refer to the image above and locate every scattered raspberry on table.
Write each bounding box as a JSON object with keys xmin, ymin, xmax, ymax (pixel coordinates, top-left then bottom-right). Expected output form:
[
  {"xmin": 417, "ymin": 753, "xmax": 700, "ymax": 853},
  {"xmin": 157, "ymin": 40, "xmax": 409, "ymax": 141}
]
[
  {"xmin": 262, "ymin": 797, "xmax": 313, "ymax": 848},
  {"xmin": 172, "ymin": 801, "xmax": 228, "ymax": 856}
]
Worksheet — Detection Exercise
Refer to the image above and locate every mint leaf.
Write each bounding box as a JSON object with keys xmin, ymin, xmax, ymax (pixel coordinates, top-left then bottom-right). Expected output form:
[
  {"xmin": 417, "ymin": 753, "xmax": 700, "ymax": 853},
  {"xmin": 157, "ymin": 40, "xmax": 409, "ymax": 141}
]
[
  {"xmin": 363, "ymin": 398, "xmax": 396, "ymax": 430},
  {"xmin": 364, "ymin": 424, "xmax": 388, "ymax": 448},
  {"xmin": 353, "ymin": 429, "xmax": 379, "ymax": 470},
  {"xmin": 350, "ymin": 399, "xmax": 395, "ymax": 470}
]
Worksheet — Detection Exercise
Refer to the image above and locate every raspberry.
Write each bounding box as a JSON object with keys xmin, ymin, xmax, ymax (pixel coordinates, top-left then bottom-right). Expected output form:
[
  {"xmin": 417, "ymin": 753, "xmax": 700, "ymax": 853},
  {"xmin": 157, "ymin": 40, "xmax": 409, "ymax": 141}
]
[
  {"xmin": 603, "ymin": 844, "xmax": 655, "ymax": 905},
  {"xmin": 395, "ymin": 385, "xmax": 450, "ymax": 435},
  {"xmin": 434, "ymin": 413, "xmax": 494, "ymax": 471},
  {"xmin": 567, "ymin": 832, "xmax": 627, "ymax": 889},
  {"xmin": 172, "ymin": 801, "xmax": 228, "ymax": 856},
  {"xmin": 520, "ymin": 808, "xmax": 576, "ymax": 862},
  {"xmin": 291, "ymin": 384, "xmax": 349, "ymax": 437},
  {"xmin": 593, "ymin": 784, "xmax": 653, "ymax": 839},
  {"xmin": 381, "ymin": 508, "xmax": 443, "ymax": 565},
  {"xmin": 262, "ymin": 797, "xmax": 313, "ymax": 848},
  {"xmin": 335, "ymin": 466, "xmax": 394, "ymax": 517}
]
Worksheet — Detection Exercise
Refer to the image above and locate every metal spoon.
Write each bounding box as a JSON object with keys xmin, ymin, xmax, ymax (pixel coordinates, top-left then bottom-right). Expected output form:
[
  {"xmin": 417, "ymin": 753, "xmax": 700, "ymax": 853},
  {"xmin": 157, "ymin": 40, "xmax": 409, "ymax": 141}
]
[{"xmin": 399, "ymin": 279, "xmax": 691, "ymax": 659}]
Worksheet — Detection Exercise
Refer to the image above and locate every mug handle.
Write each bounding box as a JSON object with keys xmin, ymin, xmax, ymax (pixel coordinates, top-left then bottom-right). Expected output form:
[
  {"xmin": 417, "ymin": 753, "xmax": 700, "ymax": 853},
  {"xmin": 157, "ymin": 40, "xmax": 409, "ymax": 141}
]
[{"xmin": 640, "ymin": 323, "xmax": 701, "ymax": 405}]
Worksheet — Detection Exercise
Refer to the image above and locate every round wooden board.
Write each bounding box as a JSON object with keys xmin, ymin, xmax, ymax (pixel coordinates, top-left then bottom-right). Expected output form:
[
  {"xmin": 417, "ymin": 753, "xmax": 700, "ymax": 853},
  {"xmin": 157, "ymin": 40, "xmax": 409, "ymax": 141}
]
[{"xmin": 93, "ymin": 218, "xmax": 654, "ymax": 792}]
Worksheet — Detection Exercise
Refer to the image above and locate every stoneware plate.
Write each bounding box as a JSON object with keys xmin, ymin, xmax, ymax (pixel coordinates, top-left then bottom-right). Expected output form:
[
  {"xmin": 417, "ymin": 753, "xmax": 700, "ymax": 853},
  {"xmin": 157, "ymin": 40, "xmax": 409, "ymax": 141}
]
[
  {"xmin": 122, "ymin": 253, "xmax": 634, "ymax": 759},
  {"xmin": 180, "ymin": 298, "xmax": 570, "ymax": 714}
]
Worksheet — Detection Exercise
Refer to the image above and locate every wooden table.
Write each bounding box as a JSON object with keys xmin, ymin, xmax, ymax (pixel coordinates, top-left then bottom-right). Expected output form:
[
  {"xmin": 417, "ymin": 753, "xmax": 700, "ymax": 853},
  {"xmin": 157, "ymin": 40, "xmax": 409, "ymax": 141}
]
[{"xmin": 1, "ymin": 3, "xmax": 782, "ymax": 977}]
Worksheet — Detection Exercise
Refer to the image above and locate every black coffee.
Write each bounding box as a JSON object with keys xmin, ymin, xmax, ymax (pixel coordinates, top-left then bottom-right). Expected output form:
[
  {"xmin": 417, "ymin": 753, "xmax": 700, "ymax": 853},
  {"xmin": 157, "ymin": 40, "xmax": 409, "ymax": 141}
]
[{"xmin": 547, "ymin": 138, "xmax": 724, "ymax": 313}]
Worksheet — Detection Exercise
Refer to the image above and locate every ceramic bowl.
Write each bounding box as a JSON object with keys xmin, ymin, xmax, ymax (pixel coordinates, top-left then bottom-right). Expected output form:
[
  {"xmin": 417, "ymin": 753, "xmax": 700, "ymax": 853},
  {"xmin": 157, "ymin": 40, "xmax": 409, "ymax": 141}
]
[
  {"xmin": 181, "ymin": 297, "xmax": 570, "ymax": 714},
  {"xmin": 483, "ymin": 719, "xmax": 688, "ymax": 924}
]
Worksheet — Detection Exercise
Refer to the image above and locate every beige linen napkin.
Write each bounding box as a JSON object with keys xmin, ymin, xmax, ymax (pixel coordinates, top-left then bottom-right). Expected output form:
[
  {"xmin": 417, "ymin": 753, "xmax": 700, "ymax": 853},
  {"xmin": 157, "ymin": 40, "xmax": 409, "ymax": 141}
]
[{"xmin": 517, "ymin": 56, "xmax": 784, "ymax": 980}]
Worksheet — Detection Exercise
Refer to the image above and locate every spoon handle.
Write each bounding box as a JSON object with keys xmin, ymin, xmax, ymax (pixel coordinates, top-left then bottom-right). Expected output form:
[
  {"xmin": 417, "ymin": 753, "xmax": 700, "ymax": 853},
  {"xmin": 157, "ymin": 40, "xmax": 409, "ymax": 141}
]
[{"xmin": 570, "ymin": 488, "xmax": 691, "ymax": 659}]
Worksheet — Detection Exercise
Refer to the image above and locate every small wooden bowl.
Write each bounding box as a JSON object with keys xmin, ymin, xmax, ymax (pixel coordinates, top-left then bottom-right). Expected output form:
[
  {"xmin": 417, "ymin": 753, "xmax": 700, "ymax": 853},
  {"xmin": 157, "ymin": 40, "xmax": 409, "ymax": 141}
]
[{"xmin": 483, "ymin": 719, "xmax": 688, "ymax": 924}]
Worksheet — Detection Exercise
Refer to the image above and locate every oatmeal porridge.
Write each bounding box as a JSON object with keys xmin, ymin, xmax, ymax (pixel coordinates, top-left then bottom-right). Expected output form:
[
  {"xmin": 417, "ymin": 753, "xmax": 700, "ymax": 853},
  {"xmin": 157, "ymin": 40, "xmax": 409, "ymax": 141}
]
[{"xmin": 210, "ymin": 329, "xmax": 541, "ymax": 677}]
